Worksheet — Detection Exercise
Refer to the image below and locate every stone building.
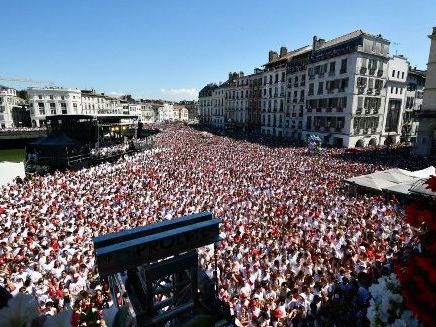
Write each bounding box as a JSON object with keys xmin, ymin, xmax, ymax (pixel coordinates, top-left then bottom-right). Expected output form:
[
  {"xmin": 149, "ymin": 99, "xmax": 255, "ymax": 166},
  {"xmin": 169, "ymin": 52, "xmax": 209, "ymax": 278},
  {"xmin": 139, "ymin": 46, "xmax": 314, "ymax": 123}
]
[{"xmin": 415, "ymin": 27, "xmax": 436, "ymax": 156}]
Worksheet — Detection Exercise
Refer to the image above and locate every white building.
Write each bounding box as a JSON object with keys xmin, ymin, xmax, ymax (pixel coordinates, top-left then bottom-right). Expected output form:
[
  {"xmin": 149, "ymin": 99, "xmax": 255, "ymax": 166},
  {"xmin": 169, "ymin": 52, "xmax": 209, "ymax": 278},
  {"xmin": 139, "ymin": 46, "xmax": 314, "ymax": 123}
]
[
  {"xmin": 81, "ymin": 90, "xmax": 120, "ymax": 115},
  {"xmin": 415, "ymin": 26, "xmax": 436, "ymax": 156},
  {"xmin": 157, "ymin": 103, "xmax": 174, "ymax": 122},
  {"xmin": 380, "ymin": 55, "xmax": 409, "ymax": 145},
  {"xmin": 212, "ymin": 84, "xmax": 225, "ymax": 129},
  {"xmin": 302, "ymin": 31, "xmax": 390, "ymax": 148},
  {"xmin": 173, "ymin": 105, "xmax": 189, "ymax": 122},
  {"xmin": 0, "ymin": 86, "xmax": 26, "ymax": 128},
  {"xmin": 28, "ymin": 87, "xmax": 82, "ymax": 127},
  {"xmin": 198, "ymin": 84, "xmax": 217, "ymax": 124},
  {"xmin": 402, "ymin": 68, "xmax": 426, "ymax": 143},
  {"xmin": 261, "ymin": 49, "xmax": 288, "ymax": 137}
]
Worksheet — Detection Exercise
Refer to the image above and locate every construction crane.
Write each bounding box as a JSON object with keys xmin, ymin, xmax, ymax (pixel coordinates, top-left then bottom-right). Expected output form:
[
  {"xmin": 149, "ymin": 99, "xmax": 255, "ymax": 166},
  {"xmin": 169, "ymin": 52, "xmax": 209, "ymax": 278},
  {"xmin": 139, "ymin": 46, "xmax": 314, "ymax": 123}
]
[{"xmin": 0, "ymin": 75, "xmax": 54, "ymax": 86}]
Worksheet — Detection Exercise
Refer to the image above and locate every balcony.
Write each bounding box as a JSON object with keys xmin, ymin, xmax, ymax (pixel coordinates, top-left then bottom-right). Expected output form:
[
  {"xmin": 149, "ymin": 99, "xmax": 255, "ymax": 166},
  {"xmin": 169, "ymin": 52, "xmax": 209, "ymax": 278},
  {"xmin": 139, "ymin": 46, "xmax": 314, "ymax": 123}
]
[
  {"xmin": 308, "ymin": 91, "xmax": 314, "ymax": 96},
  {"xmin": 300, "ymin": 82, "xmax": 306, "ymax": 87},
  {"xmin": 326, "ymin": 108, "xmax": 333, "ymax": 113},
  {"xmin": 307, "ymin": 108, "xmax": 312, "ymax": 112},
  {"xmin": 338, "ymin": 88, "xmax": 345, "ymax": 92},
  {"xmin": 367, "ymin": 88, "xmax": 373, "ymax": 95},
  {"xmin": 336, "ymin": 108, "xmax": 344, "ymax": 113},
  {"xmin": 329, "ymin": 71, "xmax": 335, "ymax": 76},
  {"xmin": 319, "ymin": 73, "xmax": 325, "ymax": 78},
  {"xmin": 309, "ymin": 75, "xmax": 315, "ymax": 80},
  {"xmin": 294, "ymin": 83, "xmax": 299, "ymax": 87},
  {"xmin": 369, "ymin": 68, "xmax": 376, "ymax": 75},
  {"xmin": 339, "ymin": 69, "xmax": 347, "ymax": 74},
  {"xmin": 358, "ymin": 87, "xmax": 365, "ymax": 94},
  {"xmin": 316, "ymin": 108, "xmax": 322, "ymax": 113},
  {"xmin": 360, "ymin": 67, "xmax": 367, "ymax": 74},
  {"xmin": 356, "ymin": 108, "xmax": 362, "ymax": 115},
  {"xmin": 327, "ymin": 89, "xmax": 334, "ymax": 94},
  {"xmin": 292, "ymin": 98, "xmax": 297, "ymax": 103},
  {"xmin": 365, "ymin": 109, "xmax": 371, "ymax": 114},
  {"xmin": 377, "ymin": 70, "xmax": 384, "ymax": 77}
]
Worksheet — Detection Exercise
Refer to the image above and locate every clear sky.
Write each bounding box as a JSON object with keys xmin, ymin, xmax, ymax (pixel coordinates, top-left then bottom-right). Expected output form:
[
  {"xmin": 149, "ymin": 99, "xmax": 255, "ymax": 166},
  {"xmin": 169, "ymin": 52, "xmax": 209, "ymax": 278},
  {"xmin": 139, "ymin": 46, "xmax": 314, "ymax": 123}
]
[{"xmin": 1, "ymin": 0, "xmax": 435, "ymax": 101}]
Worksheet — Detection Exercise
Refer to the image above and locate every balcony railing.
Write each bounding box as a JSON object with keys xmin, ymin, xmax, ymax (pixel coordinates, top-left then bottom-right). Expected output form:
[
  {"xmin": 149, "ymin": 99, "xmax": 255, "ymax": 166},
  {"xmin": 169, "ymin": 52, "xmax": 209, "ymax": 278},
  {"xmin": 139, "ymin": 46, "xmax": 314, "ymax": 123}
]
[
  {"xmin": 377, "ymin": 70, "xmax": 384, "ymax": 77},
  {"xmin": 360, "ymin": 67, "xmax": 367, "ymax": 74}
]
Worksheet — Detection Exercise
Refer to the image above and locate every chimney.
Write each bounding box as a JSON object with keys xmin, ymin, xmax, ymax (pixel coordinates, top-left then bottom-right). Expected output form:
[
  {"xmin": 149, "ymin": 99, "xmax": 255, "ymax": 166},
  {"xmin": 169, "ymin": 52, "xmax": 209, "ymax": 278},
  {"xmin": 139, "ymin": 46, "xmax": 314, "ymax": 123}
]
[
  {"xmin": 228, "ymin": 72, "xmax": 233, "ymax": 81},
  {"xmin": 312, "ymin": 36, "xmax": 318, "ymax": 54},
  {"xmin": 280, "ymin": 46, "xmax": 287, "ymax": 57},
  {"xmin": 269, "ymin": 50, "xmax": 274, "ymax": 62},
  {"xmin": 239, "ymin": 71, "xmax": 244, "ymax": 77},
  {"xmin": 433, "ymin": 26, "xmax": 436, "ymax": 35}
]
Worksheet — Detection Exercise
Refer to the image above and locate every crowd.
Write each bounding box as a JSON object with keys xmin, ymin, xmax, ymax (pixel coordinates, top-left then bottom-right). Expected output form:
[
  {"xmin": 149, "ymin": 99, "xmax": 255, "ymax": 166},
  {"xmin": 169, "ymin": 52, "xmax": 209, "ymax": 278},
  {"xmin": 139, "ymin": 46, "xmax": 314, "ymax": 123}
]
[
  {"xmin": 0, "ymin": 125, "xmax": 429, "ymax": 326},
  {"xmin": 0, "ymin": 127, "xmax": 45, "ymax": 133}
]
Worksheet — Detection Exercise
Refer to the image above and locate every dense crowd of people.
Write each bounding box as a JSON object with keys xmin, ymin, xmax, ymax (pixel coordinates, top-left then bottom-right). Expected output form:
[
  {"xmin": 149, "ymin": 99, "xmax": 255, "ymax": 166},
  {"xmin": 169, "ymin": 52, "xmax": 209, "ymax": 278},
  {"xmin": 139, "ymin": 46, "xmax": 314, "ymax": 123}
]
[
  {"xmin": 0, "ymin": 126, "xmax": 45, "ymax": 133},
  {"xmin": 0, "ymin": 125, "xmax": 429, "ymax": 326}
]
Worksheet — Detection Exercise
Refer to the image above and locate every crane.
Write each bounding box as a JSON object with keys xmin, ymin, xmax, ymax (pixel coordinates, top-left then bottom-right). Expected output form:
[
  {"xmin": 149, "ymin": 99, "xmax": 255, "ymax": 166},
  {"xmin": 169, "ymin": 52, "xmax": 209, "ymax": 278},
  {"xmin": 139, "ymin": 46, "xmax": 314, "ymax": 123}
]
[{"xmin": 0, "ymin": 75, "xmax": 54, "ymax": 86}]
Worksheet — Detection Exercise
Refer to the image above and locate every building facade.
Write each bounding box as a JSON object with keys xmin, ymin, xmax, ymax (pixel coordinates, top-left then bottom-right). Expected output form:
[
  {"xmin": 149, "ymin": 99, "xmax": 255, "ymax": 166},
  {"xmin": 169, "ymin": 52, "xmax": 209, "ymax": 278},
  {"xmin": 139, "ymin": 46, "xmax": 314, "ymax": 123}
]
[
  {"xmin": 402, "ymin": 68, "xmax": 426, "ymax": 143},
  {"xmin": 415, "ymin": 27, "xmax": 436, "ymax": 156},
  {"xmin": 261, "ymin": 50, "xmax": 287, "ymax": 137},
  {"xmin": 28, "ymin": 87, "xmax": 82, "ymax": 127},
  {"xmin": 0, "ymin": 86, "xmax": 27, "ymax": 128},
  {"xmin": 198, "ymin": 84, "xmax": 217, "ymax": 124}
]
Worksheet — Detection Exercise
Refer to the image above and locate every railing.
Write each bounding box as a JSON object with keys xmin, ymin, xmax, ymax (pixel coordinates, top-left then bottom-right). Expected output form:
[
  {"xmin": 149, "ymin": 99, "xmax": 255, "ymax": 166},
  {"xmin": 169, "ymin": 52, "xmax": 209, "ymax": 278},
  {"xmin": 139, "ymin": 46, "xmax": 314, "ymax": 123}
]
[{"xmin": 360, "ymin": 67, "xmax": 367, "ymax": 74}]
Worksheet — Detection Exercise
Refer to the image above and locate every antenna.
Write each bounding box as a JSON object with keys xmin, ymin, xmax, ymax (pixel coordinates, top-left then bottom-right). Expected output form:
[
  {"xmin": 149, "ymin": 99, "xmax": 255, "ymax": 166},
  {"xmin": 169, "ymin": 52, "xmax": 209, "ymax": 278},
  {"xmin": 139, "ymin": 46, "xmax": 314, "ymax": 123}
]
[{"xmin": 392, "ymin": 42, "xmax": 400, "ymax": 56}]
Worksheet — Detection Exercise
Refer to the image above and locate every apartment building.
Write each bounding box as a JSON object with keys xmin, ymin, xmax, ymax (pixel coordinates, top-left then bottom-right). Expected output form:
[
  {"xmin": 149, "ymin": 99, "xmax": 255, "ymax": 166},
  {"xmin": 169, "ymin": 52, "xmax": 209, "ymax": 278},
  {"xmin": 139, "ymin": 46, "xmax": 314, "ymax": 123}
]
[
  {"xmin": 198, "ymin": 83, "xmax": 217, "ymax": 124},
  {"xmin": 81, "ymin": 90, "xmax": 121, "ymax": 115},
  {"xmin": 303, "ymin": 31, "xmax": 390, "ymax": 147},
  {"xmin": 284, "ymin": 46, "xmax": 312, "ymax": 139},
  {"xmin": 403, "ymin": 68, "xmax": 426, "ymax": 143},
  {"xmin": 212, "ymin": 84, "xmax": 225, "ymax": 129},
  {"xmin": 199, "ymin": 29, "xmax": 427, "ymax": 147},
  {"xmin": 28, "ymin": 87, "xmax": 82, "ymax": 127},
  {"xmin": 0, "ymin": 86, "xmax": 27, "ymax": 128},
  {"xmin": 261, "ymin": 49, "xmax": 287, "ymax": 137},
  {"xmin": 248, "ymin": 69, "xmax": 263, "ymax": 130}
]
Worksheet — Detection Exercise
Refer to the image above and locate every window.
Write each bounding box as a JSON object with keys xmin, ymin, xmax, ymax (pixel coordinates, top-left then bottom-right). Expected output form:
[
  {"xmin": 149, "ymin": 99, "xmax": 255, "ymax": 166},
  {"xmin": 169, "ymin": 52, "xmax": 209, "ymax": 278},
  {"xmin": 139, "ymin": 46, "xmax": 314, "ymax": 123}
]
[
  {"xmin": 329, "ymin": 61, "xmax": 336, "ymax": 74},
  {"xmin": 397, "ymin": 71, "xmax": 400, "ymax": 78},
  {"xmin": 392, "ymin": 70, "xmax": 396, "ymax": 78},
  {"xmin": 340, "ymin": 59, "xmax": 347, "ymax": 73},
  {"xmin": 38, "ymin": 95, "xmax": 43, "ymax": 99},
  {"xmin": 49, "ymin": 95, "xmax": 54, "ymax": 100},
  {"xmin": 38, "ymin": 102, "xmax": 45, "ymax": 115},
  {"xmin": 401, "ymin": 72, "xmax": 404, "ymax": 79},
  {"xmin": 318, "ymin": 82, "xmax": 324, "ymax": 95},
  {"xmin": 395, "ymin": 87, "xmax": 398, "ymax": 94},
  {"xmin": 391, "ymin": 86, "xmax": 394, "ymax": 93},
  {"xmin": 61, "ymin": 103, "xmax": 67, "ymax": 114},
  {"xmin": 400, "ymin": 88, "xmax": 403, "ymax": 94},
  {"xmin": 309, "ymin": 83, "xmax": 314, "ymax": 96}
]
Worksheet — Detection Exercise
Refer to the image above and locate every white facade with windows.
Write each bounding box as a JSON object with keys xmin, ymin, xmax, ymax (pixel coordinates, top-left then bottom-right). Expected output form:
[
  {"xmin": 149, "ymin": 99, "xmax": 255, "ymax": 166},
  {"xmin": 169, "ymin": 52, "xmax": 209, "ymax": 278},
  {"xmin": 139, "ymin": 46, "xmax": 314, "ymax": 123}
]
[
  {"xmin": 157, "ymin": 103, "xmax": 174, "ymax": 122},
  {"xmin": 81, "ymin": 90, "xmax": 120, "ymax": 115},
  {"xmin": 380, "ymin": 55, "xmax": 409, "ymax": 144},
  {"xmin": 0, "ymin": 86, "xmax": 26, "ymax": 128},
  {"xmin": 28, "ymin": 87, "xmax": 82, "ymax": 127}
]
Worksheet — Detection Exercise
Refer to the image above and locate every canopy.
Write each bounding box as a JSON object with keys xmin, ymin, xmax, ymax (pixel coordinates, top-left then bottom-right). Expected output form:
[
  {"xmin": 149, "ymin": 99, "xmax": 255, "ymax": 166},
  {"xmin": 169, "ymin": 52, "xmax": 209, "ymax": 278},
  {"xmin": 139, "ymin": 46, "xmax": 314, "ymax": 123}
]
[{"xmin": 345, "ymin": 166, "xmax": 435, "ymax": 196}]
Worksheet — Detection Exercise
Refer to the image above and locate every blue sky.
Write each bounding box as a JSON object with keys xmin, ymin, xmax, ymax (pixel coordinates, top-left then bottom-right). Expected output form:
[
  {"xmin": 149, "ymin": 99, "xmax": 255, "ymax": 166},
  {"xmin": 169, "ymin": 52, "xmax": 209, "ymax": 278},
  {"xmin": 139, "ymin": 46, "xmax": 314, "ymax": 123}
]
[{"xmin": 1, "ymin": 0, "xmax": 435, "ymax": 101}]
